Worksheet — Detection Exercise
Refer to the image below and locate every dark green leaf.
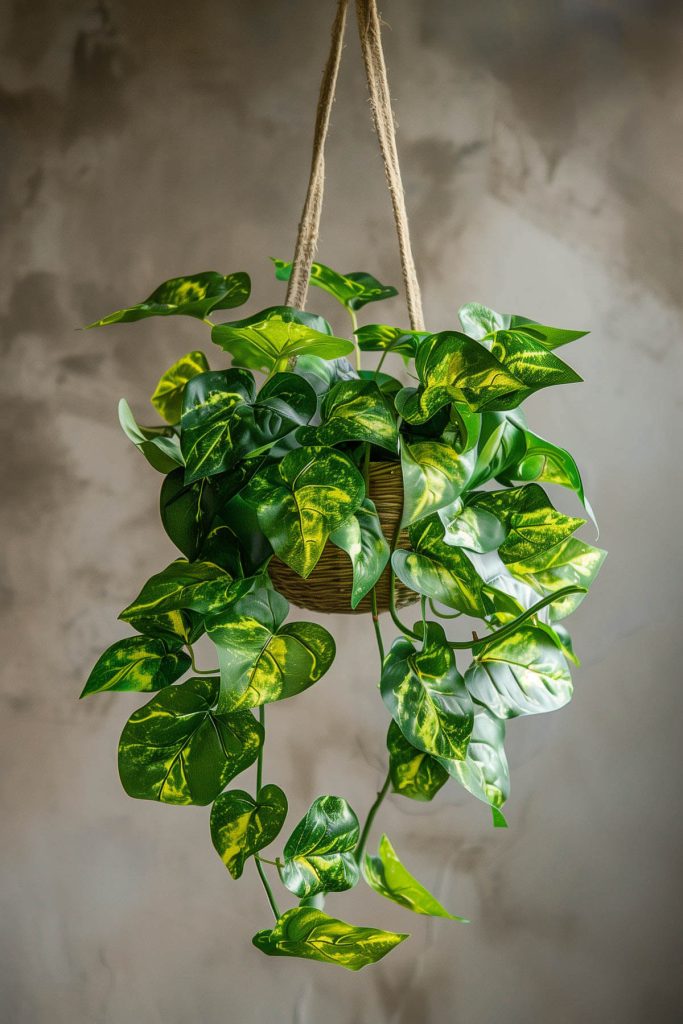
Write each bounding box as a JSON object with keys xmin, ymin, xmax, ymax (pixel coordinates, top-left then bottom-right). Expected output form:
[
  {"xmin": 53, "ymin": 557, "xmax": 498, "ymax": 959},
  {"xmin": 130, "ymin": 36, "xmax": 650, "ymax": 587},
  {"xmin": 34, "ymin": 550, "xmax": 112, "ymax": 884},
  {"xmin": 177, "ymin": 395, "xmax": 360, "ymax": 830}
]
[
  {"xmin": 118, "ymin": 399, "xmax": 183, "ymax": 473},
  {"xmin": 80, "ymin": 636, "xmax": 190, "ymax": 697},
  {"xmin": 272, "ymin": 259, "xmax": 397, "ymax": 312},
  {"xmin": 355, "ymin": 324, "xmax": 428, "ymax": 363},
  {"xmin": 160, "ymin": 470, "xmax": 217, "ymax": 561},
  {"xmin": 125, "ymin": 608, "xmax": 205, "ymax": 646},
  {"xmin": 150, "ymin": 350, "xmax": 210, "ymax": 424},
  {"xmin": 252, "ymin": 907, "xmax": 407, "ymax": 970},
  {"xmin": 329, "ymin": 498, "xmax": 390, "ymax": 608},
  {"xmin": 279, "ymin": 795, "xmax": 360, "ymax": 898},
  {"xmin": 363, "ymin": 834, "xmax": 467, "ymax": 920},
  {"xmin": 119, "ymin": 560, "xmax": 239, "ymax": 620},
  {"xmin": 459, "ymin": 303, "xmax": 587, "ymax": 349},
  {"xmin": 487, "ymin": 330, "xmax": 582, "ymax": 404},
  {"xmin": 386, "ymin": 720, "xmax": 449, "ymax": 801},
  {"xmin": 400, "ymin": 439, "xmax": 475, "ymax": 528},
  {"xmin": 210, "ymin": 784, "xmax": 287, "ymax": 879},
  {"xmin": 118, "ymin": 677, "xmax": 263, "ymax": 805},
  {"xmin": 297, "ymin": 379, "xmax": 398, "ymax": 451},
  {"xmin": 86, "ymin": 271, "xmax": 250, "ymax": 326}
]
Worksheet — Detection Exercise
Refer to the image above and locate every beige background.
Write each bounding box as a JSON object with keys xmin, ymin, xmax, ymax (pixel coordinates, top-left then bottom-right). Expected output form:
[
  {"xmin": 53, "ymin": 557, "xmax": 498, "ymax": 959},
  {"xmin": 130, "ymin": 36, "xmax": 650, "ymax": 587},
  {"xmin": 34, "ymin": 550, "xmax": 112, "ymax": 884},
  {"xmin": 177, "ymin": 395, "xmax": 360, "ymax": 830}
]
[{"xmin": 2, "ymin": 1, "xmax": 682, "ymax": 1021}]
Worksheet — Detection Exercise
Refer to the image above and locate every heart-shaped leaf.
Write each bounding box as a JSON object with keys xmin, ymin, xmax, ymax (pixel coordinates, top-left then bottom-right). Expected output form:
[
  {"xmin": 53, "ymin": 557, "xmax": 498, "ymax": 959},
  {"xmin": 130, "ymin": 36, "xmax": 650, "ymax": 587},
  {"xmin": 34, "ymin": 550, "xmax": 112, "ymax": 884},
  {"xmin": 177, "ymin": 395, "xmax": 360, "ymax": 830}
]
[
  {"xmin": 150, "ymin": 350, "xmax": 210, "ymax": 424},
  {"xmin": 355, "ymin": 323, "xmax": 428, "ymax": 363},
  {"xmin": 386, "ymin": 720, "xmax": 449, "ymax": 802},
  {"xmin": 436, "ymin": 707, "xmax": 509, "ymax": 825},
  {"xmin": 272, "ymin": 259, "xmax": 398, "ymax": 311},
  {"xmin": 363, "ymin": 834, "xmax": 467, "ymax": 920},
  {"xmin": 468, "ymin": 484, "xmax": 585, "ymax": 566},
  {"xmin": 400, "ymin": 439, "xmax": 475, "ymax": 528},
  {"xmin": 80, "ymin": 636, "xmax": 190, "ymax": 697},
  {"xmin": 506, "ymin": 537, "xmax": 607, "ymax": 620},
  {"xmin": 242, "ymin": 446, "xmax": 365, "ymax": 577},
  {"xmin": 329, "ymin": 498, "xmax": 390, "ymax": 608},
  {"xmin": 296, "ymin": 379, "xmax": 398, "ymax": 451},
  {"xmin": 210, "ymin": 784, "xmax": 288, "ymax": 879},
  {"xmin": 118, "ymin": 399, "xmax": 183, "ymax": 473},
  {"xmin": 211, "ymin": 306, "xmax": 354, "ymax": 374},
  {"xmin": 206, "ymin": 588, "xmax": 336, "ymax": 713},
  {"xmin": 487, "ymin": 330, "xmax": 582, "ymax": 404},
  {"xmin": 118, "ymin": 677, "xmax": 263, "ymax": 805},
  {"xmin": 252, "ymin": 907, "xmax": 407, "ymax": 970},
  {"xmin": 119, "ymin": 560, "xmax": 239, "ymax": 620},
  {"xmin": 86, "ymin": 271, "xmax": 251, "ymax": 326},
  {"xmin": 279, "ymin": 795, "xmax": 360, "ymax": 898},
  {"xmin": 465, "ymin": 626, "xmax": 573, "ymax": 718},
  {"xmin": 381, "ymin": 622, "xmax": 474, "ymax": 761}
]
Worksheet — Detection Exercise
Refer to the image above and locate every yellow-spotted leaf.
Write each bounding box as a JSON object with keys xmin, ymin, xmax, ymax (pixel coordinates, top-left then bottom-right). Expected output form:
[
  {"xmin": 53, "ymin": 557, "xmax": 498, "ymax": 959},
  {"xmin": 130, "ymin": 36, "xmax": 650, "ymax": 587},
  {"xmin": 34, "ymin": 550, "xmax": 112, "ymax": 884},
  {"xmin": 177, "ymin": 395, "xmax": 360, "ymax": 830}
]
[
  {"xmin": 210, "ymin": 784, "xmax": 287, "ymax": 879},
  {"xmin": 506, "ymin": 537, "xmax": 607, "ymax": 621},
  {"xmin": 151, "ymin": 350, "xmax": 210, "ymax": 424},
  {"xmin": 125, "ymin": 607, "xmax": 205, "ymax": 647},
  {"xmin": 278, "ymin": 795, "xmax": 360, "ymax": 899},
  {"xmin": 206, "ymin": 588, "xmax": 336, "ymax": 713},
  {"xmin": 329, "ymin": 499, "xmax": 390, "ymax": 608},
  {"xmin": 487, "ymin": 330, "xmax": 582, "ymax": 406},
  {"xmin": 86, "ymin": 271, "xmax": 250, "ymax": 326},
  {"xmin": 465, "ymin": 625, "xmax": 573, "ymax": 718},
  {"xmin": 252, "ymin": 907, "xmax": 407, "ymax": 970},
  {"xmin": 118, "ymin": 677, "xmax": 263, "ymax": 805},
  {"xmin": 355, "ymin": 323, "xmax": 428, "ymax": 364},
  {"xmin": 118, "ymin": 399, "xmax": 183, "ymax": 473},
  {"xmin": 211, "ymin": 306, "xmax": 354, "ymax": 374},
  {"xmin": 119, "ymin": 559, "xmax": 241, "ymax": 621},
  {"xmin": 386, "ymin": 720, "xmax": 449, "ymax": 802},
  {"xmin": 436, "ymin": 707, "xmax": 509, "ymax": 826},
  {"xmin": 380, "ymin": 622, "xmax": 474, "ymax": 761},
  {"xmin": 468, "ymin": 484, "xmax": 585, "ymax": 566},
  {"xmin": 400, "ymin": 439, "xmax": 475, "ymax": 528},
  {"xmin": 80, "ymin": 636, "xmax": 190, "ymax": 697},
  {"xmin": 241, "ymin": 447, "xmax": 365, "ymax": 578},
  {"xmin": 272, "ymin": 259, "xmax": 398, "ymax": 312},
  {"xmin": 296, "ymin": 379, "xmax": 398, "ymax": 452},
  {"xmin": 363, "ymin": 834, "xmax": 467, "ymax": 921}
]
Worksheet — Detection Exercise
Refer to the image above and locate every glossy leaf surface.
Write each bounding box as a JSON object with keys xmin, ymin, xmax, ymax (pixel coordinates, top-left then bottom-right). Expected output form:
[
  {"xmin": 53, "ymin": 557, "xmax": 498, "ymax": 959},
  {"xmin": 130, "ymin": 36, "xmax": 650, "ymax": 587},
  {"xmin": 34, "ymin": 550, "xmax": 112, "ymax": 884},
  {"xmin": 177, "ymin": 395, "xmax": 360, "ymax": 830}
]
[
  {"xmin": 439, "ymin": 500, "xmax": 506, "ymax": 553},
  {"xmin": 468, "ymin": 484, "xmax": 585, "ymax": 565},
  {"xmin": 118, "ymin": 677, "xmax": 263, "ymax": 805},
  {"xmin": 118, "ymin": 399, "xmax": 183, "ymax": 473},
  {"xmin": 81, "ymin": 636, "xmax": 190, "ymax": 697},
  {"xmin": 437, "ymin": 707, "xmax": 509, "ymax": 822},
  {"xmin": 400, "ymin": 439, "xmax": 474, "ymax": 528},
  {"xmin": 296, "ymin": 379, "xmax": 398, "ymax": 452},
  {"xmin": 252, "ymin": 907, "xmax": 407, "ymax": 970},
  {"xmin": 150, "ymin": 350, "xmax": 210, "ymax": 424},
  {"xmin": 507, "ymin": 537, "xmax": 606, "ymax": 620},
  {"xmin": 119, "ymin": 560, "xmax": 238, "ymax": 620},
  {"xmin": 329, "ymin": 499, "xmax": 390, "ymax": 608},
  {"xmin": 87, "ymin": 271, "xmax": 250, "ymax": 326},
  {"xmin": 355, "ymin": 324, "xmax": 428, "ymax": 363},
  {"xmin": 363, "ymin": 834, "xmax": 466, "ymax": 920},
  {"xmin": 279, "ymin": 796, "xmax": 360, "ymax": 898},
  {"xmin": 210, "ymin": 784, "xmax": 287, "ymax": 879},
  {"xmin": 272, "ymin": 259, "xmax": 397, "ymax": 311},
  {"xmin": 386, "ymin": 721, "xmax": 449, "ymax": 801},
  {"xmin": 459, "ymin": 302, "xmax": 587, "ymax": 349},
  {"xmin": 159, "ymin": 470, "xmax": 216, "ymax": 561}
]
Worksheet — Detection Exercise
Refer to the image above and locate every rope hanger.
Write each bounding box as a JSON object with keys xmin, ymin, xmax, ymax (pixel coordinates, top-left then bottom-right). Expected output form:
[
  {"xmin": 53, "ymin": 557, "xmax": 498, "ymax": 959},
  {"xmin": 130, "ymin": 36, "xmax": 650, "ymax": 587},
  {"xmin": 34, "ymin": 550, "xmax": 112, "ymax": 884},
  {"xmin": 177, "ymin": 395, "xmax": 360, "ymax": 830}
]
[{"xmin": 285, "ymin": 0, "xmax": 425, "ymax": 333}]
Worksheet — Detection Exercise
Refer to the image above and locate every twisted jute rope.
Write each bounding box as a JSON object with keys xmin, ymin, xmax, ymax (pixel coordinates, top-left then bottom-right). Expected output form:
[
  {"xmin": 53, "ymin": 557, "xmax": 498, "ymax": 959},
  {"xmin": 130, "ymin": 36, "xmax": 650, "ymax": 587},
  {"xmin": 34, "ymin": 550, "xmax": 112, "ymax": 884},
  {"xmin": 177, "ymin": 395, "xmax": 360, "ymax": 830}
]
[{"xmin": 286, "ymin": 0, "xmax": 425, "ymax": 333}]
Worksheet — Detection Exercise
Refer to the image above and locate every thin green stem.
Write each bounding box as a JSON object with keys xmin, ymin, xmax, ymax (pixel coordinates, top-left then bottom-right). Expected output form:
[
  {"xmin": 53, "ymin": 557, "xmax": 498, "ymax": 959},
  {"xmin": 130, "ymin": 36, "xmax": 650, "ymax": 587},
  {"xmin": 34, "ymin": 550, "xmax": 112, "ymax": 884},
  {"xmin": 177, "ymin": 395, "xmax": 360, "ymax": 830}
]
[
  {"xmin": 254, "ymin": 858, "xmax": 280, "ymax": 920},
  {"xmin": 429, "ymin": 599, "xmax": 462, "ymax": 619},
  {"xmin": 253, "ymin": 704, "xmax": 281, "ymax": 919},
  {"xmin": 202, "ymin": 317, "xmax": 214, "ymax": 328},
  {"xmin": 355, "ymin": 770, "xmax": 392, "ymax": 865},
  {"xmin": 256, "ymin": 705, "xmax": 265, "ymax": 792},
  {"xmin": 186, "ymin": 644, "xmax": 219, "ymax": 676},
  {"xmin": 348, "ymin": 307, "xmax": 361, "ymax": 372},
  {"xmin": 255, "ymin": 855, "xmax": 278, "ymax": 867},
  {"xmin": 421, "ymin": 594, "xmax": 427, "ymax": 632},
  {"xmin": 376, "ymin": 348, "xmax": 389, "ymax": 373},
  {"xmin": 370, "ymin": 589, "xmax": 385, "ymax": 667}
]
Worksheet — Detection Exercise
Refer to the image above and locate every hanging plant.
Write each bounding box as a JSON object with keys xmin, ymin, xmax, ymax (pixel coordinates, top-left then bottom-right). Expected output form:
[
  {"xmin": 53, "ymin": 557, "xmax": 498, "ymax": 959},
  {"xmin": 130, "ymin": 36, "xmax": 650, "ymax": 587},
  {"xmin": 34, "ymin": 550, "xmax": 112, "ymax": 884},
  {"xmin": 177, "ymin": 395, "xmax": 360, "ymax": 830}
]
[{"xmin": 81, "ymin": 0, "xmax": 605, "ymax": 972}]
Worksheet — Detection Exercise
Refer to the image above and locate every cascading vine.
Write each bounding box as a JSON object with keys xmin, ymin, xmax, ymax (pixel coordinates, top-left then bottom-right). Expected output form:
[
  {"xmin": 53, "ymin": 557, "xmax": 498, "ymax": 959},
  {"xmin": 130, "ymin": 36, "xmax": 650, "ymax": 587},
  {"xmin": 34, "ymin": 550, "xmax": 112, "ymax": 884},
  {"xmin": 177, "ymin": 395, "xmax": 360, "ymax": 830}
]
[{"xmin": 81, "ymin": 259, "xmax": 605, "ymax": 969}]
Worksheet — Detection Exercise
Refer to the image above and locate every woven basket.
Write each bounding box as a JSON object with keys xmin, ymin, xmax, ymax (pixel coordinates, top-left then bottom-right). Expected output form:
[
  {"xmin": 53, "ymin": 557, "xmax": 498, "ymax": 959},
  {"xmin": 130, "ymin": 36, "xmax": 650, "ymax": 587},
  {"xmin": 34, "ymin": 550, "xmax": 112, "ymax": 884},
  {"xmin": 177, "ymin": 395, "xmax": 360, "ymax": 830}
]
[{"xmin": 268, "ymin": 460, "xmax": 417, "ymax": 615}]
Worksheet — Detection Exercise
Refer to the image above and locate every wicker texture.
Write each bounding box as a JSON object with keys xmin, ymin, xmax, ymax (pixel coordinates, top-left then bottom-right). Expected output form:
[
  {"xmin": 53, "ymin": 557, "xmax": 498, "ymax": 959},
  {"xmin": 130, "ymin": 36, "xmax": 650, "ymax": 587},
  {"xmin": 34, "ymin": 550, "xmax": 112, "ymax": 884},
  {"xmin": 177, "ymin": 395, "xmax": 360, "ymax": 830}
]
[{"xmin": 268, "ymin": 460, "xmax": 417, "ymax": 615}]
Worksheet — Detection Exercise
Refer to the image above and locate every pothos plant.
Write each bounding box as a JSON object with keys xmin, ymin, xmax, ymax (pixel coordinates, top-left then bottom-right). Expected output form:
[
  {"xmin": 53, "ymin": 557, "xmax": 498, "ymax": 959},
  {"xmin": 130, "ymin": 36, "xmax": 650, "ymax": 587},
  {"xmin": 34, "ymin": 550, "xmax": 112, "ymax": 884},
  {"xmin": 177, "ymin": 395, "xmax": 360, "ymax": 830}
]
[{"xmin": 81, "ymin": 258, "xmax": 605, "ymax": 970}]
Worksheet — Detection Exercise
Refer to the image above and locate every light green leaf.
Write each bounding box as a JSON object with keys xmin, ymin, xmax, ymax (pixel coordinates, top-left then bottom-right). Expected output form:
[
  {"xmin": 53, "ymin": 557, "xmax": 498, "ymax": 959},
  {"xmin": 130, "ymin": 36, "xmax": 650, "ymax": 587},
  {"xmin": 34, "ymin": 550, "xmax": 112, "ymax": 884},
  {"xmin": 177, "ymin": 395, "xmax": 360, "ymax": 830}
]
[
  {"xmin": 459, "ymin": 302, "xmax": 587, "ymax": 349},
  {"xmin": 329, "ymin": 498, "xmax": 390, "ymax": 608},
  {"xmin": 272, "ymin": 259, "xmax": 397, "ymax": 312},
  {"xmin": 487, "ymin": 330, "xmax": 582, "ymax": 405},
  {"xmin": 119, "ymin": 560, "xmax": 239, "ymax": 620},
  {"xmin": 355, "ymin": 324, "xmax": 428, "ymax": 364},
  {"xmin": 118, "ymin": 399, "xmax": 183, "ymax": 473},
  {"xmin": 86, "ymin": 271, "xmax": 251, "ymax": 326},
  {"xmin": 386, "ymin": 720, "xmax": 449, "ymax": 802},
  {"xmin": 400, "ymin": 439, "xmax": 475, "ymax": 528},
  {"xmin": 469, "ymin": 409, "xmax": 528, "ymax": 488},
  {"xmin": 465, "ymin": 625, "xmax": 573, "ymax": 718},
  {"xmin": 279, "ymin": 795, "xmax": 360, "ymax": 898},
  {"xmin": 498, "ymin": 428, "xmax": 595, "ymax": 525},
  {"xmin": 206, "ymin": 588, "xmax": 336, "ymax": 713},
  {"xmin": 118, "ymin": 677, "xmax": 263, "ymax": 805},
  {"xmin": 297, "ymin": 379, "xmax": 398, "ymax": 452},
  {"xmin": 439, "ymin": 500, "xmax": 506, "ymax": 553},
  {"xmin": 80, "ymin": 636, "xmax": 190, "ymax": 697},
  {"xmin": 211, "ymin": 306, "xmax": 354, "ymax": 374},
  {"xmin": 210, "ymin": 784, "xmax": 287, "ymax": 879},
  {"xmin": 363, "ymin": 834, "xmax": 467, "ymax": 920},
  {"xmin": 242, "ymin": 446, "xmax": 365, "ymax": 577},
  {"xmin": 380, "ymin": 622, "xmax": 474, "ymax": 761},
  {"xmin": 293, "ymin": 354, "xmax": 358, "ymax": 397},
  {"xmin": 468, "ymin": 484, "xmax": 585, "ymax": 565},
  {"xmin": 150, "ymin": 350, "xmax": 210, "ymax": 424},
  {"xmin": 252, "ymin": 907, "xmax": 407, "ymax": 970},
  {"xmin": 506, "ymin": 537, "xmax": 607, "ymax": 620},
  {"xmin": 437, "ymin": 707, "xmax": 509, "ymax": 823}
]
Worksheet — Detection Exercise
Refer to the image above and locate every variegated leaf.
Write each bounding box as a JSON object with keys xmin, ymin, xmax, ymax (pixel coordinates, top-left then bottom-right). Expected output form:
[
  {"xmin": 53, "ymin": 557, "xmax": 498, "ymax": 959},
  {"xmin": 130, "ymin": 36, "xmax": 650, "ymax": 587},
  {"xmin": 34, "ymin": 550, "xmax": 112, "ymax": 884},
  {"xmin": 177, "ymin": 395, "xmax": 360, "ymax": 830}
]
[
  {"xmin": 80, "ymin": 635, "xmax": 190, "ymax": 697},
  {"xmin": 487, "ymin": 329, "xmax": 582, "ymax": 405},
  {"xmin": 272, "ymin": 259, "xmax": 397, "ymax": 311},
  {"xmin": 279, "ymin": 795, "xmax": 360, "ymax": 898},
  {"xmin": 468, "ymin": 484, "xmax": 585, "ymax": 566},
  {"xmin": 125, "ymin": 608, "xmax": 204, "ymax": 646},
  {"xmin": 210, "ymin": 784, "xmax": 287, "ymax": 879},
  {"xmin": 252, "ymin": 907, "xmax": 407, "ymax": 970},
  {"xmin": 506, "ymin": 536, "xmax": 607, "ymax": 620},
  {"xmin": 355, "ymin": 323, "xmax": 428, "ymax": 363},
  {"xmin": 386, "ymin": 720, "xmax": 449, "ymax": 802},
  {"xmin": 437, "ymin": 707, "xmax": 509, "ymax": 825},
  {"xmin": 118, "ymin": 677, "xmax": 263, "ymax": 805},
  {"xmin": 297, "ymin": 379, "xmax": 398, "ymax": 451},
  {"xmin": 150, "ymin": 350, "xmax": 210, "ymax": 424},
  {"xmin": 459, "ymin": 302, "xmax": 587, "ymax": 349},
  {"xmin": 86, "ymin": 271, "xmax": 250, "ymax": 326},
  {"xmin": 118, "ymin": 399, "xmax": 183, "ymax": 473},
  {"xmin": 119, "ymin": 559, "xmax": 240, "ymax": 620},
  {"xmin": 363, "ymin": 834, "xmax": 467, "ymax": 921},
  {"xmin": 400, "ymin": 439, "xmax": 475, "ymax": 528},
  {"xmin": 329, "ymin": 498, "xmax": 390, "ymax": 608}
]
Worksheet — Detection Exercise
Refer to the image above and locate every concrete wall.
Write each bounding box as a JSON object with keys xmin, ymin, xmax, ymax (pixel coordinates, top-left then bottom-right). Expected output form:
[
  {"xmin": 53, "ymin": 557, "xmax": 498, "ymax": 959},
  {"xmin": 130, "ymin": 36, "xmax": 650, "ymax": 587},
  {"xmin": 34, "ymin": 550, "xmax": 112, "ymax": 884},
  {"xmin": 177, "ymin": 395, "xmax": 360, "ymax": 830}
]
[{"xmin": 1, "ymin": 1, "xmax": 682, "ymax": 1021}]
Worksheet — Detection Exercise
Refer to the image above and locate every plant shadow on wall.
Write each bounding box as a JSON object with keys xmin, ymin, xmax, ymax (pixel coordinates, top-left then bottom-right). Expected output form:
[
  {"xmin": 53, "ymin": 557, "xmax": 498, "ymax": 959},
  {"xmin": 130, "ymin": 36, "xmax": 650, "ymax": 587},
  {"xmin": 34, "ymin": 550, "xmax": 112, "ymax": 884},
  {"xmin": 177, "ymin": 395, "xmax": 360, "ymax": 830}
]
[{"xmin": 79, "ymin": 261, "xmax": 605, "ymax": 970}]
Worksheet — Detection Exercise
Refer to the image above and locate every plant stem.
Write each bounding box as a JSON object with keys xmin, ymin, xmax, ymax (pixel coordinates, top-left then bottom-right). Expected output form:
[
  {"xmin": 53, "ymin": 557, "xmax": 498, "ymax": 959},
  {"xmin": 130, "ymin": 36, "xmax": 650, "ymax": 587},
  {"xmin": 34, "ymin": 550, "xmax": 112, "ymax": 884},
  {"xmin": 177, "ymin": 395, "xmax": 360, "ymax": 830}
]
[
  {"xmin": 348, "ymin": 307, "xmax": 361, "ymax": 372},
  {"xmin": 256, "ymin": 705, "xmax": 265, "ymax": 791},
  {"xmin": 186, "ymin": 644, "xmax": 219, "ymax": 676},
  {"xmin": 253, "ymin": 704, "xmax": 281, "ymax": 919},
  {"xmin": 255, "ymin": 858, "xmax": 280, "ymax": 920},
  {"xmin": 376, "ymin": 348, "xmax": 389, "ymax": 374},
  {"xmin": 429, "ymin": 599, "xmax": 462, "ymax": 619},
  {"xmin": 370, "ymin": 589, "xmax": 385, "ymax": 666},
  {"xmin": 355, "ymin": 770, "xmax": 391, "ymax": 865}
]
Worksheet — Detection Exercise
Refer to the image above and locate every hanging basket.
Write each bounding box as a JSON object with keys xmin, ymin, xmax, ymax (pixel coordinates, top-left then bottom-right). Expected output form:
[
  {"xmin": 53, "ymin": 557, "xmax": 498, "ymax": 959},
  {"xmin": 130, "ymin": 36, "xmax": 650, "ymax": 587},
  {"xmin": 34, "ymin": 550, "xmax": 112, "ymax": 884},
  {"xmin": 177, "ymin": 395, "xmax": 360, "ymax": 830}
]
[{"xmin": 268, "ymin": 460, "xmax": 417, "ymax": 615}]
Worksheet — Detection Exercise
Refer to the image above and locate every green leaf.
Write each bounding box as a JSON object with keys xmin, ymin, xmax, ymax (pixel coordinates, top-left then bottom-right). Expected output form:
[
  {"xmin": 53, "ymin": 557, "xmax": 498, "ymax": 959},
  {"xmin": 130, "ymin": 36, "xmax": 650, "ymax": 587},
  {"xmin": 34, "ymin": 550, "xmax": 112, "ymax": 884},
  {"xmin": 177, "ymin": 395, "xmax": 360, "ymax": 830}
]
[
  {"xmin": 437, "ymin": 707, "xmax": 509, "ymax": 822},
  {"xmin": 125, "ymin": 608, "xmax": 205, "ymax": 646},
  {"xmin": 118, "ymin": 677, "xmax": 263, "ymax": 805},
  {"xmin": 206, "ymin": 588, "xmax": 336, "ymax": 713},
  {"xmin": 118, "ymin": 399, "xmax": 183, "ymax": 473},
  {"xmin": 297, "ymin": 379, "xmax": 398, "ymax": 452},
  {"xmin": 506, "ymin": 537, "xmax": 607, "ymax": 620},
  {"xmin": 150, "ymin": 350, "xmax": 210, "ymax": 424},
  {"xmin": 487, "ymin": 330, "xmax": 582, "ymax": 404},
  {"xmin": 241, "ymin": 446, "xmax": 365, "ymax": 577},
  {"xmin": 469, "ymin": 409, "xmax": 528, "ymax": 488},
  {"xmin": 279, "ymin": 795, "xmax": 360, "ymax": 898},
  {"xmin": 328, "ymin": 498, "xmax": 390, "ymax": 608},
  {"xmin": 292, "ymin": 354, "xmax": 358, "ymax": 397},
  {"xmin": 119, "ymin": 560, "xmax": 239, "ymax": 620},
  {"xmin": 252, "ymin": 907, "xmax": 407, "ymax": 970},
  {"xmin": 159, "ymin": 470, "xmax": 217, "ymax": 561},
  {"xmin": 363, "ymin": 834, "xmax": 467, "ymax": 921},
  {"xmin": 80, "ymin": 636, "xmax": 190, "ymax": 697},
  {"xmin": 468, "ymin": 484, "xmax": 585, "ymax": 566},
  {"xmin": 497, "ymin": 428, "xmax": 595, "ymax": 523},
  {"xmin": 86, "ymin": 271, "xmax": 251, "ymax": 326},
  {"xmin": 210, "ymin": 784, "xmax": 287, "ymax": 879},
  {"xmin": 211, "ymin": 306, "xmax": 354, "ymax": 374},
  {"xmin": 392, "ymin": 514, "xmax": 492, "ymax": 616},
  {"xmin": 465, "ymin": 626, "xmax": 573, "ymax": 718},
  {"xmin": 399, "ymin": 439, "xmax": 475, "ymax": 528},
  {"xmin": 380, "ymin": 622, "xmax": 474, "ymax": 761},
  {"xmin": 386, "ymin": 720, "xmax": 449, "ymax": 801},
  {"xmin": 459, "ymin": 302, "xmax": 587, "ymax": 349},
  {"xmin": 272, "ymin": 259, "xmax": 397, "ymax": 312},
  {"xmin": 355, "ymin": 324, "xmax": 428, "ymax": 364},
  {"xmin": 439, "ymin": 499, "xmax": 507, "ymax": 553}
]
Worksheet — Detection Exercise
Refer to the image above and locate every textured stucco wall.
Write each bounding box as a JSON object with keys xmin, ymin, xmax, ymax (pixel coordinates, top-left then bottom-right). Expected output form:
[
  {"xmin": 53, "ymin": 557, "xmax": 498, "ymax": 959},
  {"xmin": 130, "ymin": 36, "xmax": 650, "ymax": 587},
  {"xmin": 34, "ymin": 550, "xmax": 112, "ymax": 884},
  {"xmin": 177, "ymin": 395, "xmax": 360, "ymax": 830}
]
[{"xmin": 1, "ymin": 1, "xmax": 682, "ymax": 1022}]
